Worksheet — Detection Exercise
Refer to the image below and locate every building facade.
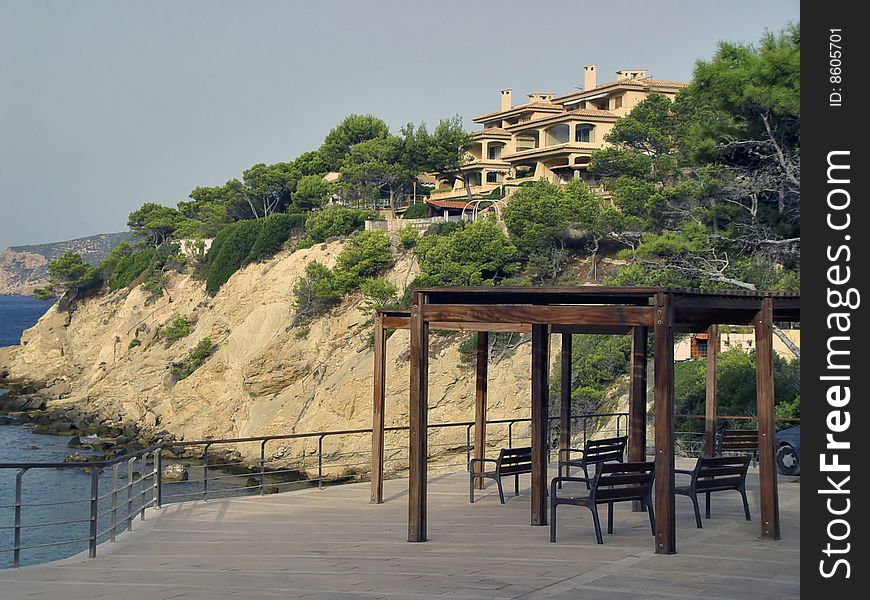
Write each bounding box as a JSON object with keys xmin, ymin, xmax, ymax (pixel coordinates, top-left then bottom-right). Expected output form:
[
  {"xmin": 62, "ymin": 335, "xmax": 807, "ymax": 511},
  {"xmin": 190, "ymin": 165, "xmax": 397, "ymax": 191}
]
[{"xmin": 428, "ymin": 65, "xmax": 687, "ymax": 203}]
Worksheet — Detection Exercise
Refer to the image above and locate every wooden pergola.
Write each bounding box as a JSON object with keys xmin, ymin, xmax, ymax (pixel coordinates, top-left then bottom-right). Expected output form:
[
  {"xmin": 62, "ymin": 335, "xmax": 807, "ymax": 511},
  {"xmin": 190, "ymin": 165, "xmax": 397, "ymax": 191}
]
[{"xmin": 370, "ymin": 287, "xmax": 800, "ymax": 554}]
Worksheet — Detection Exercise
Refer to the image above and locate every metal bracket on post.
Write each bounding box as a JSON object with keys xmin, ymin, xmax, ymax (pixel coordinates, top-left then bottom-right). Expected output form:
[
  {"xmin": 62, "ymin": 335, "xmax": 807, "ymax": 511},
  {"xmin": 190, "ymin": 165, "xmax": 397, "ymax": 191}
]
[
  {"xmin": 88, "ymin": 468, "xmax": 100, "ymax": 558},
  {"xmin": 317, "ymin": 435, "xmax": 325, "ymax": 490},
  {"xmin": 260, "ymin": 440, "xmax": 267, "ymax": 496},
  {"xmin": 13, "ymin": 468, "xmax": 27, "ymax": 568}
]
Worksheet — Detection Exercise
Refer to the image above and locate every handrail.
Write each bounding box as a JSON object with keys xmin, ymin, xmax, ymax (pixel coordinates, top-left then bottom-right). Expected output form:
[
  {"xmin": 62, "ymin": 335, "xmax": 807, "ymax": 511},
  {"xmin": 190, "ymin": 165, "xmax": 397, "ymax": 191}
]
[{"xmin": 1, "ymin": 412, "xmax": 627, "ymax": 568}]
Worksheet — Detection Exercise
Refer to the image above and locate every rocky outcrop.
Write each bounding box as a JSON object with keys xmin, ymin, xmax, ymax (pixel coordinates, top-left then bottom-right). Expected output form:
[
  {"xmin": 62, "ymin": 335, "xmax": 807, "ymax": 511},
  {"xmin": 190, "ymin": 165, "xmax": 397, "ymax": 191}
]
[
  {"xmin": 0, "ymin": 232, "xmax": 131, "ymax": 295},
  {"xmin": 0, "ymin": 240, "xmax": 545, "ymax": 477}
]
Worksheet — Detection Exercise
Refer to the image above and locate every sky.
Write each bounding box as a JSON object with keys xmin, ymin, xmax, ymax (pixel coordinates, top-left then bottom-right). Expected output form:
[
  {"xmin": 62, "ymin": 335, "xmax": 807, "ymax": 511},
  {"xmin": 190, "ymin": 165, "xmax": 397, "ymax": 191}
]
[{"xmin": 0, "ymin": 0, "xmax": 800, "ymax": 250}]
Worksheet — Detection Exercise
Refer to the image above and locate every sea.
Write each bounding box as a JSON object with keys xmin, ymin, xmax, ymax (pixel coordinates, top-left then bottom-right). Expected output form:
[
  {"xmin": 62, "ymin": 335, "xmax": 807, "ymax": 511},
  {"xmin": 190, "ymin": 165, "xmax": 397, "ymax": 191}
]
[{"xmin": 0, "ymin": 295, "xmax": 53, "ymax": 348}]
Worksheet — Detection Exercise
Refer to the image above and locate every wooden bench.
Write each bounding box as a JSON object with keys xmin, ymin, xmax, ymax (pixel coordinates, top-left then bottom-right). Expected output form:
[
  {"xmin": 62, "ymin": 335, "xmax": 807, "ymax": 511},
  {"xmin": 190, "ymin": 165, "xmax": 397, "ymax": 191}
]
[
  {"xmin": 557, "ymin": 436, "xmax": 627, "ymax": 489},
  {"xmin": 469, "ymin": 447, "xmax": 532, "ymax": 504},
  {"xmin": 719, "ymin": 429, "xmax": 758, "ymax": 465},
  {"xmin": 549, "ymin": 461, "xmax": 656, "ymax": 544},
  {"xmin": 675, "ymin": 455, "xmax": 751, "ymax": 528}
]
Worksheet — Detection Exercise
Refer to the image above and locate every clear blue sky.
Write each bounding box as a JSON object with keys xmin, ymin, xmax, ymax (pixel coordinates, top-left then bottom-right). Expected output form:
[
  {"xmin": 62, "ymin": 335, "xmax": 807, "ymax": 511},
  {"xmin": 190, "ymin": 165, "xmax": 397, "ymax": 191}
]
[{"xmin": 0, "ymin": 0, "xmax": 799, "ymax": 250}]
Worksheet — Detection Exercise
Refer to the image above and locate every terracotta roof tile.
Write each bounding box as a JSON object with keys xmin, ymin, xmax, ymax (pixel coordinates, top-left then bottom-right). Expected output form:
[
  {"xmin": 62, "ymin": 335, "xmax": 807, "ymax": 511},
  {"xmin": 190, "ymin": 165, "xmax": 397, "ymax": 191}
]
[{"xmin": 425, "ymin": 199, "xmax": 474, "ymax": 210}]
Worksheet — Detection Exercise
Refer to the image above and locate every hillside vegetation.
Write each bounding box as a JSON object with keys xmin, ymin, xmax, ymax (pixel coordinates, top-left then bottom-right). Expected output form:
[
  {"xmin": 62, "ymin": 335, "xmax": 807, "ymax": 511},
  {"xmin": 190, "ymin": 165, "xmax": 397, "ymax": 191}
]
[{"xmin": 20, "ymin": 26, "xmax": 801, "ymax": 430}]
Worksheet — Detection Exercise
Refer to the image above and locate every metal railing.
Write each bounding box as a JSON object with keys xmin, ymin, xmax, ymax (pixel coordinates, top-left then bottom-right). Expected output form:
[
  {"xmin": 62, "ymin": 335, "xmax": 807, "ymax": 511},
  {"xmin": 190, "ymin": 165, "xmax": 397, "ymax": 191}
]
[
  {"xmin": 674, "ymin": 415, "xmax": 801, "ymax": 458},
  {"xmin": 0, "ymin": 411, "xmax": 627, "ymax": 568},
  {"xmin": 0, "ymin": 446, "xmax": 159, "ymax": 568}
]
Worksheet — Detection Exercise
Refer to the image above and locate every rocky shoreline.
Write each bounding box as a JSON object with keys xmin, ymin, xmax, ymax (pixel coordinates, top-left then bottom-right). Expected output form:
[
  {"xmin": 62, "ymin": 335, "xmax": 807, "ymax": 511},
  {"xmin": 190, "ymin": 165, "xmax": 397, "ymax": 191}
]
[{"xmin": 0, "ymin": 376, "xmax": 312, "ymax": 488}]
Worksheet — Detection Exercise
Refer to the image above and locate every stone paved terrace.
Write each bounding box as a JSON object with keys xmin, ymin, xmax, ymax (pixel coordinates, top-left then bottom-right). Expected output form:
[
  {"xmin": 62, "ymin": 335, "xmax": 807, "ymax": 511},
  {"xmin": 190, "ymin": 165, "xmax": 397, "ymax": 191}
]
[{"xmin": 0, "ymin": 462, "xmax": 800, "ymax": 599}]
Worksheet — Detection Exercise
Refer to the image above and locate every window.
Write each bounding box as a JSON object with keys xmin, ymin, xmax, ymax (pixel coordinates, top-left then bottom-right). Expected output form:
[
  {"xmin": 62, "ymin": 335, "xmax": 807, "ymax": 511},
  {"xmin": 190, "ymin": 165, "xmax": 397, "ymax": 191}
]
[
  {"xmin": 614, "ymin": 95, "xmax": 623, "ymax": 109},
  {"xmin": 486, "ymin": 171, "xmax": 502, "ymax": 183},
  {"xmin": 488, "ymin": 144, "xmax": 502, "ymax": 160},
  {"xmin": 575, "ymin": 126, "xmax": 592, "ymax": 143}
]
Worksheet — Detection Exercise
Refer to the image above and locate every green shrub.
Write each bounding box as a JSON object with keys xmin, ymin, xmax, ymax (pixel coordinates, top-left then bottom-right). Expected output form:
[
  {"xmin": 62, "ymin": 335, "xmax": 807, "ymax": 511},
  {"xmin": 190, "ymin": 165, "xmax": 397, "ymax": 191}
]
[
  {"xmin": 244, "ymin": 213, "xmax": 306, "ymax": 263},
  {"xmin": 304, "ymin": 207, "xmax": 375, "ymax": 242},
  {"xmin": 204, "ymin": 213, "xmax": 303, "ymax": 295},
  {"xmin": 293, "ymin": 261, "xmax": 345, "ymax": 319},
  {"xmin": 334, "ymin": 230, "xmax": 393, "ymax": 289},
  {"xmin": 398, "ymin": 227, "xmax": 419, "ymax": 250},
  {"xmin": 413, "ymin": 219, "xmax": 518, "ymax": 287},
  {"xmin": 101, "ymin": 243, "xmax": 153, "ymax": 291},
  {"xmin": 171, "ymin": 338, "xmax": 215, "ymax": 380},
  {"xmin": 358, "ymin": 277, "xmax": 399, "ymax": 316},
  {"xmin": 402, "ymin": 203, "xmax": 429, "ymax": 219},
  {"xmin": 161, "ymin": 315, "xmax": 191, "ymax": 346},
  {"xmin": 128, "ymin": 338, "xmax": 142, "ymax": 349}
]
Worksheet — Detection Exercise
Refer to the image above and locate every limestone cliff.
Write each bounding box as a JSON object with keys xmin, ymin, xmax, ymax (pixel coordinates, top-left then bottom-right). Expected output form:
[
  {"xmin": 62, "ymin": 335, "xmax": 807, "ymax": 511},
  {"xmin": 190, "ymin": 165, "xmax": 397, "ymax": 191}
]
[{"xmin": 0, "ymin": 240, "xmax": 547, "ymax": 475}]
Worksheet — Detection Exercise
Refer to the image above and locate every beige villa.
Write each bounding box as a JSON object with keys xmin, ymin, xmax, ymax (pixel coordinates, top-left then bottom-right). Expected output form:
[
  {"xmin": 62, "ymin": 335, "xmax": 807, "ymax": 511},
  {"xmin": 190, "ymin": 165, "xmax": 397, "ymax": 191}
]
[{"xmin": 427, "ymin": 65, "xmax": 687, "ymax": 205}]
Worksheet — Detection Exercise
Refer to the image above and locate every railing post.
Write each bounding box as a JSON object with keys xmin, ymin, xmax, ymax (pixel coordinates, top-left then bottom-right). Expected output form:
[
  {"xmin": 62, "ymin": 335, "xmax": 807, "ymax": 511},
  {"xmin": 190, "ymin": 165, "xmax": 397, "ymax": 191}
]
[
  {"xmin": 202, "ymin": 444, "xmax": 211, "ymax": 502},
  {"xmin": 89, "ymin": 468, "xmax": 99, "ymax": 558},
  {"xmin": 13, "ymin": 468, "xmax": 27, "ymax": 568},
  {"xmin": 318, "ymin": 435, "xmax": 325, "ymax": 490},
  {"xmin": 110, "ymin": 463, "xmax": 119, "ymax": 542},
  {"xmin": 126, "ymin": 457, "xmax": 136, "ymax": 531},
  {"xmin": 260, "ymin": 440, "xmax": 267, "ymax": 497},
  {"xmin": 140, "ymin": 453, "xmax": 149, "ymax": 520},
  {"xmin": 508, "ymin": 421, "xmax": 514, "ymax": 448},
  {"xmin": 465, "ymin": 424, "xmax": 473, "ymax": 468},
  {"xmin": 154, "ymin": 450, "xmax": 162, "ymax": 509}
]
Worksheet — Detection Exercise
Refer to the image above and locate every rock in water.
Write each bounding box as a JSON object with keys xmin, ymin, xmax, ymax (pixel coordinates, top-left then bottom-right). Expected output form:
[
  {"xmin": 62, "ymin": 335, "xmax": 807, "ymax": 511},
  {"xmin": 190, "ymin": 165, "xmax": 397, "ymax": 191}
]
[
  {"xmin": 67, "ymin": 435, "xmax": 82, "ymax": 448},
  {"xmin": 162, "ymin": 463, "xmax": 189, "ymax": 481}
]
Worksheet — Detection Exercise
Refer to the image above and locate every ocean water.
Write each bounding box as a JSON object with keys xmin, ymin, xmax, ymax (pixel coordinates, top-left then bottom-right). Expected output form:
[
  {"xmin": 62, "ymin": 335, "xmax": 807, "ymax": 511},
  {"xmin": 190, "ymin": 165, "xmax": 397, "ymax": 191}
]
[{"xmin": 0, "ymin": 295, "xmax": 53, "ymax": 347}]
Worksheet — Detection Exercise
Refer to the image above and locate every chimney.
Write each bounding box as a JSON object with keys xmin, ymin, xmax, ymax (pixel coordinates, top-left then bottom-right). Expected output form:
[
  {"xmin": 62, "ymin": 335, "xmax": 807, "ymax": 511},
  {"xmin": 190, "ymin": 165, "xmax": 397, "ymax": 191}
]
[
  {"xmin": 500, "ymin": 89, "xmax": 512, "ymax": 111},
  {"xmin": 584, "ymin": 65, "xmax": 597, "ymax": 90}
]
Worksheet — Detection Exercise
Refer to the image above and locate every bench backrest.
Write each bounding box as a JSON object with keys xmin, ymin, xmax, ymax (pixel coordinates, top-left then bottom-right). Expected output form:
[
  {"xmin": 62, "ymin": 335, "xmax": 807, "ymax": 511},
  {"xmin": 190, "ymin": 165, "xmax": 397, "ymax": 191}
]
[
  {"xmin": 693, "ymin": 455, "xmax": 751, "ymax": 492},
  {"xmin": 590, "ymin": 461, "xmax": 655, "ymax": 503},
  {"xmin": 496, "ymin": 447, "xmax": 533, "ymax": 475},
  {"xmin": 719, "ymin": 429, "xmax": 758, "ymax": 454},
  {"xmin": 583, "ymin": 436, "xmax": 627, "ymax": 466}
]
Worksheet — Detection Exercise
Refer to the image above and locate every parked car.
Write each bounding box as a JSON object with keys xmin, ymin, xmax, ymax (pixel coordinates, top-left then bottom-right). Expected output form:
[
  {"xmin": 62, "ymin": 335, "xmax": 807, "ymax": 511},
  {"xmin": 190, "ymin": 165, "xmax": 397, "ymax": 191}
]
[{"xmin": 775, "ymin": 426, "xmax": 800, "ymax": 476}]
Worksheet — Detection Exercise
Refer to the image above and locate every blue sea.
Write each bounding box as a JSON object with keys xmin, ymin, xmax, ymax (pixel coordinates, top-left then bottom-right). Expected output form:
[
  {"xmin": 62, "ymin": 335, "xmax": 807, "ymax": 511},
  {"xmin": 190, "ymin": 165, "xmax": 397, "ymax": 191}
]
[{"xmin": 0, "ymin": 295, "xmax": 53, "ymax": 347}]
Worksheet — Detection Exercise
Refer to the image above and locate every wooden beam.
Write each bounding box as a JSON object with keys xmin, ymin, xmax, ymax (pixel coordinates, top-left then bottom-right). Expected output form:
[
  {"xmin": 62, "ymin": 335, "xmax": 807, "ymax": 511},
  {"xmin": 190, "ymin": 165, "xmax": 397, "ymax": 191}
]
[
  {"xmin": 474, "ymin": 332, "xmax": 489, "ymax": 490},
  {"xmin": 530, "ymin": 324, "xmax": 550, "ymax": 526},
  {"xmin": 704, "ymin": 325, "xmax": 719, "ymax": 458},
  {"xmin": 560, "ymin": 333, "xmax": 572, "ymax": 465},
  {"xmin": 370, "ymin": 312, "xmax": 387, "ymax": 504},
  {"xmin": 551, "ymin": 324, "xmax": 632, "ymax": 335},
  {"xmin": 408, "ymin": 292, "xmax": 429, "ymax": 542},
  {"xmin": 653, "ymin": 293, "xmax": 676, "ymax": 554},
  {"xmin": 629, "ymin": 326, "xmax": 648, "ymax": 511},
  {"xmin": 433, "ymin": 322, "xmax": 531, "ymax": 333},
  {"xmin": 421, "ymin": 304, "xmax": 655, "ymax": 328},
  {"xmin": 755, "ymin": 298, "xmax": 781, "ymax": 539},
  {"xmin": 382, "ymin": 315, "xmax": 410, "ymax": 329}
]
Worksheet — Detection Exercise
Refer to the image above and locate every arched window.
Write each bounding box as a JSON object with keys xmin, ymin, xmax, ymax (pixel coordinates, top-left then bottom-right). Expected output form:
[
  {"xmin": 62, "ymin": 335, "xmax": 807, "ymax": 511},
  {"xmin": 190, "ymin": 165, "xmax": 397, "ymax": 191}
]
[{"xmin": 545, "ymin": 124, "xmax": 569, "ymax": 146}]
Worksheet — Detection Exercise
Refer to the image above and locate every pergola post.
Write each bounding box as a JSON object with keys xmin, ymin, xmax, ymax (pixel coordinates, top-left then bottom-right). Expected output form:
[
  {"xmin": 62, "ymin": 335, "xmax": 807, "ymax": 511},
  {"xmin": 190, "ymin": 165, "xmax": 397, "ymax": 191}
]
[
  {"xmin": 474, "ymin": 332, "xmax": 489, "ymax": 490},
  {"xmin": 408, "ymin": 292, "xmax": 429, "ymax": 542},
  {"xmin": 653, "ymin": 293, "xmax": 676, "ymax": 554},
  {"xmin": 755, "ymin": 298, "xmax": 780, "ymax": 539},
  {"xmin": 704, "ymin": 324, "xmax": 719, "ymax": 458},
  {"xmin": 530, "ymin": 324, "xmax": 550, "ymax": 526},
  {"xmin": 559, "ymin": 333, "xmax": 572, "ymax": 468},
  {"xmin": 629, "ymin": 326, "xmax": 648, "ymax": 511},
  {"xmin": 370, "ymin": 312, "xmax": 387, "ymax": 504}
]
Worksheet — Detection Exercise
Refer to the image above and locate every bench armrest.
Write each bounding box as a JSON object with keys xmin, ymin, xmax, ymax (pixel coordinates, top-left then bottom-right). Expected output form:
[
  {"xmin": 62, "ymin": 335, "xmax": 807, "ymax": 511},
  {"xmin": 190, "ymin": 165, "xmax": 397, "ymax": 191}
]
[
  {"xmin": 674, "ymin": 468, "xmax": 695, "ymax": 478},
  {"xmin": 468, "ymin": 458, "xmax": 498, "ymax": 472},
  {"xmin": 558, "ymin": 448, "xmax": 586, "ymax": 460}
]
